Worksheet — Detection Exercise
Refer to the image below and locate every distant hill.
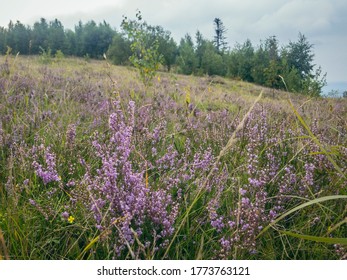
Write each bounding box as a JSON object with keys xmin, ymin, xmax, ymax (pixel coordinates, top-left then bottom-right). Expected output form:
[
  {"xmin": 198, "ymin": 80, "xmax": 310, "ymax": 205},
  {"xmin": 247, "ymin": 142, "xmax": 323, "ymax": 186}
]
[{"xmin": 323, "ymin": 81, "xmax": 347, "ymax": 97}]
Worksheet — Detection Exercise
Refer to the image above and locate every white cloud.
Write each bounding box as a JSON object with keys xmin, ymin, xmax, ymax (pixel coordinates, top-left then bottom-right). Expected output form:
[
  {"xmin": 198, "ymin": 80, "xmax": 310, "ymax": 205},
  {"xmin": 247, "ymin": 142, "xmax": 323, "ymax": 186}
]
[{"xmin": 253, "ymin": 0, "xmax": 333, "ymax": 36}]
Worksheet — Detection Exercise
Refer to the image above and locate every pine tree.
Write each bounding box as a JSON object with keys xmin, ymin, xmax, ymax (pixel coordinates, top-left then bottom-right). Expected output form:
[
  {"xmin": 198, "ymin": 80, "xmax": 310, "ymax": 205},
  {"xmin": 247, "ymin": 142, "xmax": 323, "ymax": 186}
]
[
  {"xmin": 213, "ymin": 18, "xmax": 227, "ymax": 53},
  {"xmin": 285, "ymin": 33, "xmax": 315, "ymax": 79}
]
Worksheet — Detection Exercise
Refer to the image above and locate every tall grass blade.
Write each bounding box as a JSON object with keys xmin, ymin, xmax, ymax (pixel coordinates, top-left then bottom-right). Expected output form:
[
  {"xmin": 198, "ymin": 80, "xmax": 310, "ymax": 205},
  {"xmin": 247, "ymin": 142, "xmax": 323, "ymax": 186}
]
[
  {"xmin": 77, "ymin": 235, "xmax": 100, "ymax": 260},
  {"xmin": 196, "ymin": 234, "xmax": 204, "ymax": 260},
  {"xmin": 280, "ymin": 230, "xmax": 347, "ymax": 245},
  {"xmin": 0, "ymin": 228, "xmax": 9, "ymax": 260},
  {"xmin": 257, "ymin": 195, "xmax": 347, "ymax": 238}
]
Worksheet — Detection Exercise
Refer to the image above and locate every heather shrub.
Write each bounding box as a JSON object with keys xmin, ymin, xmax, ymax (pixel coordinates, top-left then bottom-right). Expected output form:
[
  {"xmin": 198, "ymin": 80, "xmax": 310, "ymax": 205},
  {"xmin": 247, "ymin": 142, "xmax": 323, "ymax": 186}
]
[{"xmin": 79, "ymin": 100, "xmax": 179, "ymax": 258}]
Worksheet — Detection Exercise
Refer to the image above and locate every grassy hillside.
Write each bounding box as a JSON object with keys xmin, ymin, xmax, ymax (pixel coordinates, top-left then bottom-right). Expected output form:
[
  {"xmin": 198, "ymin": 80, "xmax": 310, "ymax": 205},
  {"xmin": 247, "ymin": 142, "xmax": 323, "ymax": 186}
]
[{"xmin": 0, "ymin": 55, "xmax": 346, "ymax": 260}]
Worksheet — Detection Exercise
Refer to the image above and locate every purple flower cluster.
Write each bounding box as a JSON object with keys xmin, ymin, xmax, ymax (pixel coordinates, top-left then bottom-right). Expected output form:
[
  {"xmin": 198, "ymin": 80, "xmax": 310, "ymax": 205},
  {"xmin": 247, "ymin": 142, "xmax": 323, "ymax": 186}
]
[
  {"xmin": 66, "ymin": 123, "xmax": 76, "ymax": 148},
  {"xmin": 207, "ymin": 106, "xmax": 288, "ymax": 256},
  {"xmin": 32, "ymin": 145, "xmax": 60, "ymax": 185},
  {"xmin": 334, "ymin": 244, "xmax": 347, "ymax": 260},
  {"xmin": 82, "ymin": 100, "xmax": 179, "ymax": 256},
  {"xmin": 156, "ymin": 145, "xmax": 180, "ymax": 171}
]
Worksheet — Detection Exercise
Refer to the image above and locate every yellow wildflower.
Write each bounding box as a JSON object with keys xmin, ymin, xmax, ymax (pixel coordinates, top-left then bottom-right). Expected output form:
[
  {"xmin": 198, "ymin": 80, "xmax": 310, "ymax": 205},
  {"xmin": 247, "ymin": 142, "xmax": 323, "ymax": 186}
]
[{"xmin": 68, "ymin": 216, "xmax": 75, "ymax": 224}]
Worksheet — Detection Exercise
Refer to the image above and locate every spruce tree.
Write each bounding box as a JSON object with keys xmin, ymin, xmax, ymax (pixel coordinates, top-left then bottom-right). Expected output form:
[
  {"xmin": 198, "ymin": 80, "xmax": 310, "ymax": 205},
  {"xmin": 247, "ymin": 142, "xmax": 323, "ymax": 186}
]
[{"xmin": 213, "ymin": 18, "xmax": 227, "ymax": 53}]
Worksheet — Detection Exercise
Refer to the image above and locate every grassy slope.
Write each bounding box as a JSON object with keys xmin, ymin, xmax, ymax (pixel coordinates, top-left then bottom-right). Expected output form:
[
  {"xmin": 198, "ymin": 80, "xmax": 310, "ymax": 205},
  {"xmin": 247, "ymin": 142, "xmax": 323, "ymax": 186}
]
[{"xmin": 0, "ymin": 55, "xmax": 346, "ymax": 260}]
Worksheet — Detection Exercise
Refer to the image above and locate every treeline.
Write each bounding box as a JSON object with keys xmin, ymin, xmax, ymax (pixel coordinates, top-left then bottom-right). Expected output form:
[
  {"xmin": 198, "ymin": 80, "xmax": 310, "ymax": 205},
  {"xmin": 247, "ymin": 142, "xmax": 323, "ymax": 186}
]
[
  {"xmin": 0, "ymin": 16, "xmax": 326, "ymax": 95},
  {"xmin": 0, "ymin": 18, "xmax": 115, "ymax": 58}
]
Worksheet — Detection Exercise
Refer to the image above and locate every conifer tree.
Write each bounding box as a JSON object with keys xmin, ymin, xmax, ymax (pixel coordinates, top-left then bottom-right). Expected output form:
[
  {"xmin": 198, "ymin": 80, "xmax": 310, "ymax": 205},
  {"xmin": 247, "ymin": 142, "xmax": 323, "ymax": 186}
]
[{"xmin": 213, "ymin": 18, "xmax": 227, "ymax": 53}]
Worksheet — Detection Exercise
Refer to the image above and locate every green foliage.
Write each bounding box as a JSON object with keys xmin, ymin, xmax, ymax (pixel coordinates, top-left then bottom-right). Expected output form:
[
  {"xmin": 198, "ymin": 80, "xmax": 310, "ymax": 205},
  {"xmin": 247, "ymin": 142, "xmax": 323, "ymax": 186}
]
[
  {"xmin": 48, "ymin": 19, "xmax": 66, "ymax": 55},
  {"xmin": 177, "ymin": 34, "xmax": 197, "ymax": 75},
  {"xmin": 108, "ymin": 18, "xmax": 177, "ymax": 71},
  {"xmin": 265, "ymin": 36, "xmax": 280, "ymax": 61},
  {"xmin": 284, "ymin": 33, "xmax": 314, "ymax": 79},
  {"xmin": 301, "ymin": 66, "xmax": 327, "ymax": 97},
  {"xmin": 227, "ymin": 40, "xmax": 254, "ymax": 82},
  {"xmin": 0, "ymin": 27, "xmax": 6, "ymax": 54},
  {"xmin": 121, "ymin": 11, "xmax": 163, "ymax": 87},
  {"xmin": 193, "ymin": 31, "xmax": 226, "ymax": 76},
  {"xmin": 54, "ymin": 49, "xmax": 64, "ymax": 61},
  {"xmin": 38, "ymin": 46, "xmax": 52, "ymax": 64},
  {"xmin": 83, "ymin": 53, "xmax": 90, "ymax": 62},
  {"xmin": 200, "ymin": 41, "xmax": 226, "ymax": 76},
  {"xmin": 0, "ymin": 18, "xmax": 115, "ymax": 58},
  {"xmin": 107, "ymin": 33, "xmax": 132, "ymax": 65},
  {"xmin": 77, "ymin": 20, "xmax": 115, "ymax": 58},
  {"xmin": 7, "ymin": 21, "xmax": 31, "ymax": 55},
  {"xmin": 152, "ymin": 26, "xmax": 177, "ymax": 71},
  {"xmin": 31, "ymin": 18, "xmax": 49, "ymax": 54},
  {"xmin": 195, "ymin": 31, "xmax": 206, "ymax": 70},
  {"xmin": 282, "ymin": 69, "xmax": 302, "ymax": 93},
  {"xmin": 264, "ymin": 59, "xmax": 282, "ymax": 89}
]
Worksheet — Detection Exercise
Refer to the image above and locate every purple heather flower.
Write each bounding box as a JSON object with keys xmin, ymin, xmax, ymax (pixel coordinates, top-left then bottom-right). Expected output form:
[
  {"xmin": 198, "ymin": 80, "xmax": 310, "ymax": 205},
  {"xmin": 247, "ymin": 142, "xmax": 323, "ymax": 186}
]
[
  {"xmin": 239, "ymin": 188, "xmax": 247, "ymax": 196},
  {"xmin": 220, "ymin": 237, "xmax": 231, "ymax": 252},
  {"xmin": 29, "ymin": 199, "xmax": 36, "ymax": 206},
  {"xmin": 228, "ymin": 221, "xmax": 236, "ymax": 229},
  {"xmin": 66, "ymin": 124, "xmax": 76, "ymax": 147},
  {"xmin": 66, "ymin": 180, "xmax": 75, "ymax": 187},
  {"xmin": 32, "ymin": 146, "xmax": 60, "ymax": 185},
  {"xmin": 304, "ymin": 163, "xmax": 315, "ymax": 186},
  {"xmin": 83, "ymin": 100, "xmax": 181, "ymax": 256},
  {"xmin": 61, "ymin": 211, "xmax": 69, "ymax": 220}
]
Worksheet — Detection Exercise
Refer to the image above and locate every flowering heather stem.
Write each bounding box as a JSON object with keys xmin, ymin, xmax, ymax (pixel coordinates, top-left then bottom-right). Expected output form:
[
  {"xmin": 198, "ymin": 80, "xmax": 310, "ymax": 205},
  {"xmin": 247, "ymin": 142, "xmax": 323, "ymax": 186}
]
[
  {"xmin": 163, "ymin": 91, "xmax": 263, "ymax": 259},
  {"xmin": 217, "ymin": 91, "xmax": 263, "ymax": 161},
  {"xmin": 32, "ymin": 145, "xmax": 60, "ymax": 185}
]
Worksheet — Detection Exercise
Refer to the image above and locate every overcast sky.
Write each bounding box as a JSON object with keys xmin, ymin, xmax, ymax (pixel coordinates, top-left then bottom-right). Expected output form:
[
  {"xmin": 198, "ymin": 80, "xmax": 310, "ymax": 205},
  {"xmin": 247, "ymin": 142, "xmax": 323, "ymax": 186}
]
[{"xmin": 1, "ymin": 0, "xmax": 346, "ymax": 88}]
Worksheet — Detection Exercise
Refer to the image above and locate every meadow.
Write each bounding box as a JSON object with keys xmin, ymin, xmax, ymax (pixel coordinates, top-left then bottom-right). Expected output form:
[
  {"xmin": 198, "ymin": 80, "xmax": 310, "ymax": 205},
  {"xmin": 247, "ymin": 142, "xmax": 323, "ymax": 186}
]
[{"xmin": 0, "ymin": 54, "xmax": 346, "ymax": 260}]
